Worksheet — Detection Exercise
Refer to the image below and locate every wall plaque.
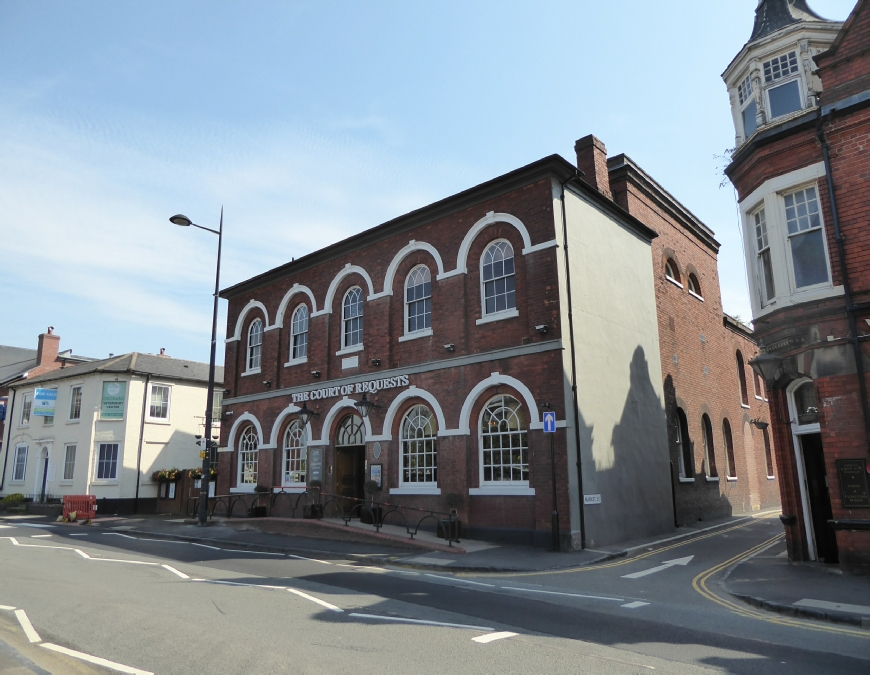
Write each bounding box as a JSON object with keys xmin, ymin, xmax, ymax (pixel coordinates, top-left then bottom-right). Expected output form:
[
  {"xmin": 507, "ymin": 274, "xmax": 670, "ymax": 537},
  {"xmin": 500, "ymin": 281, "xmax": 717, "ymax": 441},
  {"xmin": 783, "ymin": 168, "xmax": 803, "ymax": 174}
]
[
  {"xmin": 308, "ymin": 448, "xmax": 324, "ymax": 483},
  {"xmin": 836, "ymin": 459, "xmax": 870, "ymax": 508}
]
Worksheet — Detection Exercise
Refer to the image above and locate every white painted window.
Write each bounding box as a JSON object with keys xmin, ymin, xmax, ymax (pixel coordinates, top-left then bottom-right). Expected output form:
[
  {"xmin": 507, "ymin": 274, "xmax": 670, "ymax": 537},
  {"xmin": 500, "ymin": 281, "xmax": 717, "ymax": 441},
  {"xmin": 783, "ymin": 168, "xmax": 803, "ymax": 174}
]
[
  {"xmin": 238, "ymin": 427, "xmax": 259, "ymax": 485},
  {"xmin": 664, "ymin": 259, "xmax": 681, "ymax": 285},
  {"xmin": 784, "ymin": 186, "xmax": 830, "ymax": 289},
  {"xmin": 63, "ymin": 444, "xmax": 76, "ymax": 481},
  {"xmin": 247, "ymin": 319, "xmax": 263, "ymax": 371},
  {"xmin": 480, "ymin": 395, "xmax": 528, "ymax": 484},
  {"xmin": 69, "ymin": 386, "xmax": 82, "ymax": 420},
  {"xmin": 12, "ymin": 445, "xmax": 27, "ymax": 482},
  {"xmin": 283, "ymin": 421, "xmax": 307, "ymax": 485},
  {"xmin": 147, "ymin": 384, "xmax": 171, "ymax": 420},
  {"xmin": 763, "ymin": 51, "xmax": 799, "ymax": 83},
  {"xmin": 738, "ymin": 73, "xmax": 757, "ymax": 138},
  {"xmin": 336, "ymin": 414, "xmax": 365, "ymax": 446},
  {"xmin": 96, "ymin": 443, "xmax": 119, "ymax": 480},
  {"xmin": 482, "ymin": 241, "xmax": 516, "ymax": 316},
  {"xmin": 763, "ymin": 51, "xmax": 802, "ymax": 119},
  {"xmin": 687, "ymin": 274, "xmax": 702, "ymax": 299},
  {"xmin": 291, "ymin": 305, "xmax": 309, "ymax": 360},
  {"xmin": 212, "ymin": 390, "xmax": 223, "ymax": 423},
  {"xmin": 763, "ymin": 428, "xmax": 775, "ymax": 479},
  {"xmin": 342, "ymin": 287, "xmax": 364, "ymax": 348},
  {"xmin": 753, "ymin": 207, "xmax": 776, "ymax": 304},
  {"xmin": 401, "ymin": 405, "xmax": 437, "ymax": 485},
  {"xmin": 405, "ymin": 266, "xmax": 432, "ymax": 334},
  {"xmin": 20, "ymin": 393, "xmax": 32, "ymax": 426}
]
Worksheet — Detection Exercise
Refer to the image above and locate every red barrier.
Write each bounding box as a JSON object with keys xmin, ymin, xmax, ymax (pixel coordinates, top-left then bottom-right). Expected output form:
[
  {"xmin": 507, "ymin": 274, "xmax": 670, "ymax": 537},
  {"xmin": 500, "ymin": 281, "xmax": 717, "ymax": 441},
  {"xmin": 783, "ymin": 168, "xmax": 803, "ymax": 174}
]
[{"xmin": 63, "ymin": 495, "xmax": 97, "ymax": 521}]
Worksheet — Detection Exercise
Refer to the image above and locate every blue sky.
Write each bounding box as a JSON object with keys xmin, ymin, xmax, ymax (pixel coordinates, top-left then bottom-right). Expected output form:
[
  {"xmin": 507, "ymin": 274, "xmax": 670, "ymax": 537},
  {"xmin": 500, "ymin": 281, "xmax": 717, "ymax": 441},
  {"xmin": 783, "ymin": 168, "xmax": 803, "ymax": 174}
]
[{"xmin": 0, "ymin": 0, "xmax": 856, "ymax": 364}]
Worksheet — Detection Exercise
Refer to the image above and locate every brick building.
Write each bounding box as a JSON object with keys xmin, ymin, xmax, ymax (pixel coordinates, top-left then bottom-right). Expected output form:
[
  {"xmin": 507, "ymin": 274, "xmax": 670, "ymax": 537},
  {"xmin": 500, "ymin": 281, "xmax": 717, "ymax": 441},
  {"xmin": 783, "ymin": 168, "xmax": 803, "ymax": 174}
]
[
  {"xmin": 217, "ymin": 133, "xmax": 777, "ymax": 549},
  {"xmin": 723, "ymin": 0, "xmax": 870, "ymax": 573}
]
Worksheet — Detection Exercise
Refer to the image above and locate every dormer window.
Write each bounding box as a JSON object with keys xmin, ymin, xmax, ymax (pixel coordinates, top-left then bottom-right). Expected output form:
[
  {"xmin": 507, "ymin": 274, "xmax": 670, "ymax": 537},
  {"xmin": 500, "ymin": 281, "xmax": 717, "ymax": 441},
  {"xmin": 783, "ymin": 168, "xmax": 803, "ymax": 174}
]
[
  {"xmin": 763, "ymin": 52, "xmax": 798, "ymax": 83},
  {"xmin": 738, "ymin": 74, "xmax": 757, "ymax": 138},
  {"xmin": 763, "ymin": 51, "xmax": 803, "ymax": 119}
]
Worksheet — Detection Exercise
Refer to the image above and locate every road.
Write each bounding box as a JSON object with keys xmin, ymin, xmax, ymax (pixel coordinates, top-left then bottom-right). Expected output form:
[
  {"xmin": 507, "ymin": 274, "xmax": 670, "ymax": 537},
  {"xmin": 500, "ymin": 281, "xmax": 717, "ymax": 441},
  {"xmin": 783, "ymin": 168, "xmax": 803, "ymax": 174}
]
[{"xmin": 0, "ymin": 516, "xmax": 867, "ymax": 674}]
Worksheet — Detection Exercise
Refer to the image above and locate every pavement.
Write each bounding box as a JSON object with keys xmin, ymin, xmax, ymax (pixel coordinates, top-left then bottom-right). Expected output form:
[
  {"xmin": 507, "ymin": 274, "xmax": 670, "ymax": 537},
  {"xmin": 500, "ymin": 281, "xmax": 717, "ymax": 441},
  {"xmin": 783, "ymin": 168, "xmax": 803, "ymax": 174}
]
[{"xmin": 10, "ymin": 507, "xmax": 870, "ymax": 630}]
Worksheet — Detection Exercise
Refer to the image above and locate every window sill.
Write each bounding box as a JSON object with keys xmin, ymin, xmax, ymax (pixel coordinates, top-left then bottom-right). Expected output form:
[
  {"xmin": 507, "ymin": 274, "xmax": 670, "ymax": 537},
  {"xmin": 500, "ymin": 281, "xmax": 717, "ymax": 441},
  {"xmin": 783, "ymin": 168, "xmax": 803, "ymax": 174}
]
[
  {"xmin": 274, "ymin": 486, "xmax": 306, "ymax": 493},
  {"xmin": 741, "ymin": 404, "xmax": 751, "ymax": 409},
  {"xmin": 336, "ymin": 344, "xmax": 364, "ymax": 357},
  {"xmin": 284, "ymin": 356, "xmax": 308, "ymax": 368},
  {"xmin": 145, "ymin": 418, "xmax": 171, "ymax": 425},
  {"xmin": 706, "ymin": 476, "xmax": 720, "ymax": 482},
  {"xmin": 678, "ymin": 477, "xmax": 695, "ymax": 483},
  {"xmin": 665, "ymin": 277, "xmax": 684, "ymax": 289},
  {"xmin": 59, "ymin": 481, "xmax": 74, "ymax": 486},
  {"xmin": 230, "ymin": 486, "xmax": 256, "ymax": 494},
  {"xmin": 767, "ymin": 475, "xmax": 776, "ymax": 481},
  {"xmin": 389, "ymin": 486, "xmax": 441, "ymax": 495},
  {"xmin": 8, "ymin": 480, "xmax": 25, "ymax": 485},
  {"xmin": 688, "ymin": 290, "xmax": 704, "ymax": 302},
  {"xmin": 66, "ymin": 420, "xmax": 81, "ymax": 425},
  {"xmin": 755, "ymin": 396, "xmax": 764, "ymax": 401},
  {"xmin": 469, "ymin": 485, "xmax": 534, "ymax": 496},
  {"xmin": 241, "ymin": 368, "xmax": 262, "ymax": 377},
  {"xmin": 726, "ymin": 476, "xmax": 738, "ymax": 482},
  {"xmin": 398, "ymin": 328, "xmax": 433, "ymax": 343},
  {"xmin": 476, "ymin": 308, "xmax": 519, "ymax": 326},
  {"xmin": 97, "ymin": 417, "xmax": 125, "ymax": 422},
  {"xmin": 91, "ymin": 480, "xmax": 119, "ymax": 486}
]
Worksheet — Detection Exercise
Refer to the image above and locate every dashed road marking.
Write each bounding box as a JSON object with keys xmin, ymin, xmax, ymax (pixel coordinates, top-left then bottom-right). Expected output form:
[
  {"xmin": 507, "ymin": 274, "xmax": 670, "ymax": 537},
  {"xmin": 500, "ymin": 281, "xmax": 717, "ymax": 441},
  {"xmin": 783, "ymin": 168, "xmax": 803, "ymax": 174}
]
[
  {"xmin": 103, "ymin": 533, "xmax": 137, "ymax": 539},
  {"xmin": 40, "ymin": 643, "xmax": 153, "ymax": 674},
  {"xmin": 288, "ymin": 554, "xmax": 332, "ymax": 565},
  {"xmin": 472, "ymin": 631, "xmax": 518, "ymax": 643},
  {"xmin": 348, "ymin": 613, "xmax": 493, "ymax": 631},
  {"xmin": 0, "ymin": 605, "xmax": 17, "ymax": 611},
  {"xmin": 161, "ymin": 565, "xmax": 189, "ymax": 579},
  {"xmin": 14, "ymin": 609, "xmax": 41, "ymax": 643},
  {"xmin": 288, "ymin": 588, "xmax": 343, "ymax": 612},
  {"xmin": 425, "ymin": 574, "xmax": 495, "ymax": 588},
  {"xmin": 31, "ymin": 534, "xmax": 52, "ymax": 538},
  {"xmin": 621, "ymin": 601, "xmax": 650, "ymax": 609},
  {"xmin": 503, "ymin": 587, "xmax": 623, "ymax": 602},
  {"xmin": 191, "ymin": 542, "xmax": 221, "ymax": 550}
]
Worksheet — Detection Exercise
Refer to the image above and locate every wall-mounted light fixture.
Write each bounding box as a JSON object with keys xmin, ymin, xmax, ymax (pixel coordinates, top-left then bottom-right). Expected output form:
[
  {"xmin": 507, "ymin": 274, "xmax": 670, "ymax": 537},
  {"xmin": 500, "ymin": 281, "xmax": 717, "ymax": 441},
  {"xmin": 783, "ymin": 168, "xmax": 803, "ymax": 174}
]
[
  {"xmin": 311, "ymin": 371, "xmax": 320, "ymax": 378},
  {"xmin": 354, "ymin": 392, "xmax": 381, "ymax": 419},
  {"xmin": 295, "ymin": 402, "xmax": 320, "ymax": 427},
  {"xmin": 444, "ymin": 344, "xmax": 455, "ymax": 352},
  {"xmin": 371, "ymin": 358, "xmax": 381, "ymax": 367},
  {"xmin": 263, "ymin": 380, "xmax": 271, "ymax": 388},
  {"xmin": 535, "ymin": 325, "xmax": 548, "ymax": 334}
]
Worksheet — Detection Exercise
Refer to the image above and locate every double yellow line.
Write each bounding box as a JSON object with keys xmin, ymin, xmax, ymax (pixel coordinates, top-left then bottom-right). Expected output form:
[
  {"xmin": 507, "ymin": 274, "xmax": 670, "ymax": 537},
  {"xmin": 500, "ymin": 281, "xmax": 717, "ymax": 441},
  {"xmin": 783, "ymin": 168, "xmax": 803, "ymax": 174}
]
[{"xmin": 692, "ymin": 534, "xmax": 870, "ymax": 639}]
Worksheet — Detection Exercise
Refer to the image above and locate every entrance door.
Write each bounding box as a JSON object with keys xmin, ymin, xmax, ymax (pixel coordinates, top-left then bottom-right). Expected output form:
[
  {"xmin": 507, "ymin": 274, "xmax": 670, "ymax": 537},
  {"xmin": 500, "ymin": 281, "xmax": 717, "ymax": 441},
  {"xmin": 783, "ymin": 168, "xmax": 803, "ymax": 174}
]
[
  {"xmin": 800, "ymin": 433, "xmax": 838, "ymax": 563},
  {"xmin": 40, "ymin": 455, "xmax": 49, "ymax": 502},
  {"xmin": 335, "ymin": 447, "xmax": 365, "ymax": 513}
]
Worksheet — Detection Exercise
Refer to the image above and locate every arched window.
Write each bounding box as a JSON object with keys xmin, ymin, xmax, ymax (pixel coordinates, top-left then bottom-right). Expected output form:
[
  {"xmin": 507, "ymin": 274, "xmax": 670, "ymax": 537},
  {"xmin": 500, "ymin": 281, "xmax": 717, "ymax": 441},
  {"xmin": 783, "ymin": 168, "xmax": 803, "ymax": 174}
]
[
  {"xmin": 283, "ymin": 421, "xmax": 306, "ymax": 485},
  {"xmin": 793, "ymin": 381, "xmax": 819, "ymax": 425},
  {"xmin": 238, "ymin": 426, "xmax": 259, "ymax": 486},
  {"xmin": 480, "ymin": 395, "xmax": 528, "ymax": 484},
  {"xmin": 405, "ymin": 266, "xmax": 432, "ymax": 334},
  {"xmin": 482, "ymin": 241, "xmax": 516, "ymax": 316},
  {"xmin": 247, "ymin": 319, "xmax": 263, "ymax": 371},
  {"xmin": 753, "ymin": 370, "xmax": 764, "ymax": 399},
  {"xmin": 763, "ymin": 427, "xmax": 774, "ymax": 478},
  {"xmin": 688, "ymin": 273, "xmax": 702, "ymax": 298},
  {"xmin": 676, "ymin": 408, "xmax": 693, "ymax": 479},
  {"xmin": 736, "ymin": 351, "xmax": 749, "ymax": 406},
  {"xmin": 401, "ymin": 405, "xmax": 437, "ymax": 485},
  {"xmin": 336, "ymin": 414, "xmax": 365, "ymax": 446},
  {"xmin": 702, "ymin": 414, "xmax": 718, "ymax": 478},
  {"xmin": 722, "ymin": 419, "xmax": 737, "ymax": 479},
  {"xmin": 290, "ymin": 305, "xmax": 308, "ymax": 360},
  {"xmin": 665, "ymin": 259, "xmax": 681, "ymax": 284},
  {"xmin": 342, "ymin": 287, "xmax": 364, "ymax": 348}
]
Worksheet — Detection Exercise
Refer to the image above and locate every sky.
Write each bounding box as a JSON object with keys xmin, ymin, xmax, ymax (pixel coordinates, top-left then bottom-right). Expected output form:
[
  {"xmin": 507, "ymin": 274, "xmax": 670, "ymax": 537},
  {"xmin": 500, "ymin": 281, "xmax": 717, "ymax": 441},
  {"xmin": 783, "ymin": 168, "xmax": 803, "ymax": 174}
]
[{"xmin": 0, "ymin": 0, "xmax": 857, "ymax": 365}]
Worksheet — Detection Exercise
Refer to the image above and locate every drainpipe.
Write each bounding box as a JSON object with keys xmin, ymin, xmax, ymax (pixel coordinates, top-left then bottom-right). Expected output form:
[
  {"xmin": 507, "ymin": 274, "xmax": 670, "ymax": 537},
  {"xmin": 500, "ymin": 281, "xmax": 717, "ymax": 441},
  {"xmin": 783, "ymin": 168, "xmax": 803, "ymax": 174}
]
[
  {"xmin": 0, "ymin": 389, "xmax": 17, "ymax": 491},
  {"xmin": 559, "ymin": 173, "xmax": 586, "ymax": 550},
  {"xmin": 134, "ymin": 374, "xmax": 151, "ymax": 514},
  {"xmin": 816, "ymin": 116, "xmax": 870, "ymax": 456}
]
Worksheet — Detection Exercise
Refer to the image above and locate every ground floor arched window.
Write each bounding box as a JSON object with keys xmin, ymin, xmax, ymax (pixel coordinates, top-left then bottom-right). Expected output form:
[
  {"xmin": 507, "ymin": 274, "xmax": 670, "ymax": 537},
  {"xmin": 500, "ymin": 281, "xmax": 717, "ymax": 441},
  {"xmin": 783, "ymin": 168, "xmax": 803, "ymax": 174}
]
[
  {"xmin": 480, "ymin": 395, "xmax": 528, "ymax": 484},
  {"xmin": 238, "ymin": 426, "xmax": 259, "ymax": 486},
  {"xmin": 283, "ymin": 421, "xmax": 306, "ymax": 485},
  {"xmin": 401, "ymin": 405, "xmax": 437, "ymax": 485}
]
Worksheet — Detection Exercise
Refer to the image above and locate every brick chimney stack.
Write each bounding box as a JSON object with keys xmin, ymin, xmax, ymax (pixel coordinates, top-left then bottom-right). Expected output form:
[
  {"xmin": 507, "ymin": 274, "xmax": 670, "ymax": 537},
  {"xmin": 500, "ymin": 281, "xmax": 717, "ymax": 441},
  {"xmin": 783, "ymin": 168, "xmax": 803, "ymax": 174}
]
[
  {"xmin": 36, "ymin": 327, "xmax": 60, "ymax": 367},
  {"xmin": 574, "ymin": 135, "xmax": 613, "ymax": 200}
]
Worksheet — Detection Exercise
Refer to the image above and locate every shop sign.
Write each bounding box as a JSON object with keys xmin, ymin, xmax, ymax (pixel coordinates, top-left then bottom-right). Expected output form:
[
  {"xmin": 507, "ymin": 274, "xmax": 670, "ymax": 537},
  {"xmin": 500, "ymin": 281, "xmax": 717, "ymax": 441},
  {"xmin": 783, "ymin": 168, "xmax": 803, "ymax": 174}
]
[
  {"xmin": 33, "ymin": 389, "xmax": 57, "ymax": 417},
  {"xmin": 101, "ymin": 381, "xmax": 127, "ymax": 419},
  {"xmin": 291, "ymin": 375, "xmax": 410, "ymax": 404}
]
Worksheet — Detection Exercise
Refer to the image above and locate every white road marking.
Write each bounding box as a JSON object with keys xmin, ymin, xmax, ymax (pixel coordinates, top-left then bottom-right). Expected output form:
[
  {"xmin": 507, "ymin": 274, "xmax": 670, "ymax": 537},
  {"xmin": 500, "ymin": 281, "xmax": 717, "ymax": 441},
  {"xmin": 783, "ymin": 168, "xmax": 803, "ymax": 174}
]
[
  {"xmin": 137, "ymin": 538, "xmax": 187, "ymax": 543},
  {"xmin": 69, "ymin": 533, "xmax": 88, "ymax": 536},
  {"xmin": 425, "ymin": 574, "xmax": 495, "ymax": 588},
  {"xmin": 220, "ymin": 548, "xmax": 283, "ymax": 555},
  {"xmin": 90, "ymin": 558, "xmax": 158, "ymax": 565},
  {"xmin": 75, "ymin": 549, "xmax": 91, "ymax": 559},
  {"xmin": 794, "ymin": 599, "xmax": 870, "ymax": 615},
  {"xmin": 0, "ymin": 525, "xmax": 15, "ymax": 529},
  {"xmin": 472, "ymin": 631, "xmax": 518, "ymax": 643},
  {"xmin": 17, "ymin": 523, "xmax": 55, "ymax": 529},
  {"xmin": 337, "ymin": 563, "xmax": 356, "ymax": 568},
  {"xmin": 348, "ymin": 613, "xmax": 493, "ymax": 631},
  {"xmin": 40, "ymin": 643, "xmax": 153, "ymax": 675},
  {"xmin": 288, "ymin": 554, "xmax": 332, "ymax": 565},
  {"xmin": 287, "ymin": 588, "xmax": 343, "ymax": 612},
  {"xmin": 621, "ymin": 555, "xmax": 694, "ymax": 579},
  {"xmin": 6, "ymin": 537, "xmax": 19, "ymax": 545},
  {"xmin": 14, "ymin": 609, "xmax": 41, "ymax": 643},
  {"xmin": 0, "ymin": 605, "xmax": 16, "ymax": 611},
  {"xmin": 190, "ymin": 543, "xmax": 221, "ymax": 550},
  {"xmin": 503, "ymin": 587, "xmax": 623, "ymax": 602},
  {"xmin": 161, "ymin": 565, "xmax": 190, "ymax": 579},
  {"xmin": 31, "ymin": 534, "xmax": 52, "ymax": 538},
  {"xmin": 621, "ymin": 601, "xmax": 650, "ymax": 609},
  {"xmin": 103, "ymin": 533, "xmax": 137, "ymax": 539}
]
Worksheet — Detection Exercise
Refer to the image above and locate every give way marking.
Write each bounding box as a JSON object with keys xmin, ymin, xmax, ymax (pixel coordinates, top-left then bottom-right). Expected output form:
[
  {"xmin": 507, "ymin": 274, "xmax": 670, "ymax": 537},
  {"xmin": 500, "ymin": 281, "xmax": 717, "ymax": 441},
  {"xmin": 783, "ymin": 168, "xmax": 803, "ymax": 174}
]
[{"xmin": 621, "ymin": 555, "xmax": 694, "ymax": 579}]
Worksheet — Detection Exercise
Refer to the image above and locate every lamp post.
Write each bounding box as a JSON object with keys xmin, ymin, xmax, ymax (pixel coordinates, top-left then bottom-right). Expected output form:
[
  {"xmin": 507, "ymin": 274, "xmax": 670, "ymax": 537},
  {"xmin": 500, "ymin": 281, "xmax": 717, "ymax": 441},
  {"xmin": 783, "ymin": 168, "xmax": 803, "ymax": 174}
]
[
  {"xmin": 540, "ymin": 401, "xmax": 560, "ymax": 552},
  {"xmin": 748, "ymin": 351, "xmax": 782, "ymax": 388},
  {"xmin": 170, "ymin": 210, "xmax": 223, "ymax": 527}
]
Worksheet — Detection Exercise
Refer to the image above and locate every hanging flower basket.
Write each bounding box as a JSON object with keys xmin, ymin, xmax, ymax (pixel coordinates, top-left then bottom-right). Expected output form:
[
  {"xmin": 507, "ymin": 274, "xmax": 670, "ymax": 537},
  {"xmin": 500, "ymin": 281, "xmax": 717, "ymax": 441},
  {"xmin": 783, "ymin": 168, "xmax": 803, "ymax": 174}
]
[
  {"xmin": 189, "ymin": 467, "xmax": 218, "ymax": 480},
  {"xmin": 152, "ymin": 468, "xmax": 182, "ymax": 482}
]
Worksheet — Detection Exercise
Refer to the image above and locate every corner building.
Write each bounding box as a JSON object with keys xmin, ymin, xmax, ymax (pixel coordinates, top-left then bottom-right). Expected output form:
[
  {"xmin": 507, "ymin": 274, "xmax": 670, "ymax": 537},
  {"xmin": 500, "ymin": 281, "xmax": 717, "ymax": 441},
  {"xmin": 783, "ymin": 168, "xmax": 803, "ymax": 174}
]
[
  {"xmin": 723, "ymin": 0, "xmax": 870, "ymax": 572},
  {"xmin": 218, "ymin": 136, "xmax": 775, "ymax": 549}
]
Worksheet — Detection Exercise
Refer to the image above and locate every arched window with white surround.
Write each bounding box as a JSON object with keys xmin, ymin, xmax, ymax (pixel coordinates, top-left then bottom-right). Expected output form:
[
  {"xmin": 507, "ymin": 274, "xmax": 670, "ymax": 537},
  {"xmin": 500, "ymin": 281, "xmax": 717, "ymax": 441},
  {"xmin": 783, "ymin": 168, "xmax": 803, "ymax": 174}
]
[
  {"xmin": 238, "ymin": 426, "xmax": 259, "ymax": 486},
  {"xmin": 665, "ymin": 259, "xmax": 681, "ymax": 285},
  {"xmin": 283, "ymin": 421, "xmax": 306, "ymax": 485},
  {"xmin": 702, "ymin": 414, "xmax": 718, "ymax": 478},
  {"xmin": 405, "ymin": 266, "xmax": 432, "ymax": 334},
  {"xmin": 342, "ymin": 287, "xmax": 364, "ymax": 348},
  {"xmin": 401, "ymin": 405, "xmax": 437, "ymax": 485},
  {"xmin": 247, "ymin": 319, "xmax": 263, "ymax": 371},
  {"xmin": 290, "ymin": 304, "xmax": 308, "ymax": 361},
  {"xmin": 480, "ymin": 395, "xmax": 528, "ymax": 484},
  {"xmin": 336, "ymin": 414, "xmax": 365, "ymax": 446},
  {"xmin": 481, "ymin": 240, "xmax": 516, "ymax": 316},
  {"xmin": 763, "ymin": 427, "xmax": 774, "ymax": 479}
]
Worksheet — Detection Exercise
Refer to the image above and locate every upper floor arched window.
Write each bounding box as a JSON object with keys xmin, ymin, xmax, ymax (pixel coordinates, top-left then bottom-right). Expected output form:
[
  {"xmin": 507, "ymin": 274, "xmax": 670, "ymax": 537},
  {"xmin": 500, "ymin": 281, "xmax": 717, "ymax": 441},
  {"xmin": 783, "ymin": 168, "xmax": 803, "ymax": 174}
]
[
  {"xmin": 480, "ymin": 395, "xmax": 528, "ymax": 484},
  {"xmin": 722, "ymin": 418, "xmax": 737, "ymax": 479},
  {"xmin": 736, "ymin": 350, "xmax": 749, "ymax": 406},
  {"xmin": 342, "ymin": 287, "xmax": 364, "ymax": 348},
  {"xmin": 401, "ymin": 405, "xmax": 437, "ymax": 485},
  {"xmin": 290, "ymin": 305, "xmax": 308, "ymax": 361},
  {"xmin": 665, "ymin": 259, "xmax": 681, "ymax": 285},
  {"xmin": 687, "ymin": 273, "xmax": 702, "ymax": 298},
  {"xmin": 247, "ymin": 319, "xmax": 263, "ymax": 372},
  {"xmin": 482, "ymin": 241, "xmax": 516, "ymax": 316},
  {"xmin": 405, "ymin": 266, "xmax": 432, "ymax": 334}
]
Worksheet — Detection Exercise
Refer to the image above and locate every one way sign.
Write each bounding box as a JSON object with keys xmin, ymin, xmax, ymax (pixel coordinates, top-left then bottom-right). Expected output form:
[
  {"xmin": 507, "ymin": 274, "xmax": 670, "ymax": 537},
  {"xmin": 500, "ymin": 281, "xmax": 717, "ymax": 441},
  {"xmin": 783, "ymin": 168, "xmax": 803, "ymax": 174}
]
[{"xmin": 543, "ymin": 411, "xmax": 556, "ymax": 433}]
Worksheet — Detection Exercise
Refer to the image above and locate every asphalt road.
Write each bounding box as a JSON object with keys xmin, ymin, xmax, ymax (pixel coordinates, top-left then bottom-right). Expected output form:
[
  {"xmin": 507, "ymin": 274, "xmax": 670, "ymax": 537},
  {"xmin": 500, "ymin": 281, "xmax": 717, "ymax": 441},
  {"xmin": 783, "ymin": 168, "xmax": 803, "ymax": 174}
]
[{"xmin": 0, "ymin": 517, "xmax": 867, "ymax": 674}]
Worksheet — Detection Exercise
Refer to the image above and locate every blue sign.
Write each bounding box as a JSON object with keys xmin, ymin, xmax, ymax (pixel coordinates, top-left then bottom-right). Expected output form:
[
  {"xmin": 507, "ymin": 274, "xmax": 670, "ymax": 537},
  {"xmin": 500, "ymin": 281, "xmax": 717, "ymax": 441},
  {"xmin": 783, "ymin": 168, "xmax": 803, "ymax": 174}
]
[
  {"xmin": 33, "ymin": 388, "xmax": 57, "ymax": 417},
  {"xmin": 543, "ymin": 411, "xmax": 557, "ymax": 433},
  {"xmin": 0, "ymin": 397, "xmax": 6, "ymax": 421}
]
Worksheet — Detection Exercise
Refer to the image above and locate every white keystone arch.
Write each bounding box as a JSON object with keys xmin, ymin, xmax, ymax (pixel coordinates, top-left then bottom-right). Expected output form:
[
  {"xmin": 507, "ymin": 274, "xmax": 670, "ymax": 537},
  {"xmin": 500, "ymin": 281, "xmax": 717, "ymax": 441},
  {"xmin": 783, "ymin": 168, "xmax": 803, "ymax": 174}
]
[
  {"xmin": 313, "ymin": 264, "xmax": 377, "ymax": 317},
  {"xmin": 371, "ymin": 240, "xmax": 447, "ymax": 299},
  {"xmin": 456, "ymin": 372, "xmax": 541, "ymax": 435},
  {"xmin": 378, "ymin": 386, "xmax": 448, "ymax": 440},
  {"xmin": 313, "ymin": 397, "xmax": 374, "ymax": 445},
  {"xmin": 446, "ymin": 212, "xmax": 533, "ymax": 277},
  {"xmin": 226, "ymin": 300, "xmax": 270, "ymax": 343},
  {"xmin": 226, "ymin": 412, "xmax": 265, "ymax": 452},
  {"xmin": 269, "ymin": 284, "xmax": 318, "ymax": 331},
  {"xmin": 263, "ymin": 404, "xmax": 314, "ymax": 449}
]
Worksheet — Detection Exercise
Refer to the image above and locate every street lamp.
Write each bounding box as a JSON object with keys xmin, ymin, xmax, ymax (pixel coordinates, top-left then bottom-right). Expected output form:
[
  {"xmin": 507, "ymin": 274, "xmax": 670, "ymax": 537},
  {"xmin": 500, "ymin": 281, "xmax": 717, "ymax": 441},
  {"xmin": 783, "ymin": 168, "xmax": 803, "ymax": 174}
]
[
  {"xmin": 170, "ymin": 210, "xmax": 223, "ymax": 527},
  {"xmin": 354, "ymin": 393, "xmax": 379, "ymax": 419},
  {"xmin": 748, "ymin": 351, "xmax": 782, "ymax": 387},
  {"xmin": 295, "ymin": 402, "xmax": 319, "ymax": 427}
]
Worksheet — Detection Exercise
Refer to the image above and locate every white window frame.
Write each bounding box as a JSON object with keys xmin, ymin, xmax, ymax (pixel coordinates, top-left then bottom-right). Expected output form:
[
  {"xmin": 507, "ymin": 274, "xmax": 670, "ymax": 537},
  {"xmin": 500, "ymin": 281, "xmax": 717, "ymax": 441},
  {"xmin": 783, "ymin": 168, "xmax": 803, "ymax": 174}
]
[
  {"xmin": 477, "ymin": 239, "xmax": 519, "ymax": 325},
  {"xmin": 675, "ymin": 408, "xmax": 693, "ymax": 482},
  {"xmin": 780, "ymin": 184, "xmax": 832, "ymax": 293},
  {"xmin": 394, "ymin": 405, "xmax": 440, "ymax": 494},
  {"xmin": 245, "ymin": 319, "xmax": 263, "ymax": 374},
  {"xmin": 469, "ymin": 395, "xmax": 534, "ymax": 496},
  {"xmin": 146, "ymin": 383, "xmax": 172, "ymax": 423},
  {"xmin": 761, "ymin": 50, "xmax": 804, "ymax": 121},
  {"xmin": 94, "ymin": 442, "xmax": 120, "ymax": 482},
  {"xmin": 787, "ymin": 377, "xmax": 823, "ymax": 560},
  {"xmin": 722, "ymin": 419, "xmax": 737, "ymax": 480},
  {"xmin": 62, "ymin": 444, "xmax": 77, "ymax": 482},
  {"xmin": 19, "ymin": 393, "xmax": 32, "ymax": 427},
  {"xmin": 751, "ymin": 205, "xmax": 777, "ymax": 307},
  {"xmin": 287, "ymin": 304, "xmax": 309, "ymax": 366},
  {"xmin": 737, "ymin": 72, "xmax": 758, "ymax": 141},
  {"xmin": 68, "ymin": 385, "xmax": 83, "ymax": 422},
  {"xmin": 11, "ymin": 445, "xmax": 28, "ymax": 482},
  {"xmin": 282, "ymin": 421, "xmax": 307, "ymax": 488},
  {"xmin": 403, "ymin": 265, "xmax": 433, "ymax": 340},
  {"xmin": 664, "ymin": 259, "xmax": 683, "ymax": 289},
  {"xmin": 341, "ymin": 287, "xmax": 364, "ymax": 351},
  {"xmin": 237, "ymin": 426, "xmax": 259, "ymax": 489}
]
